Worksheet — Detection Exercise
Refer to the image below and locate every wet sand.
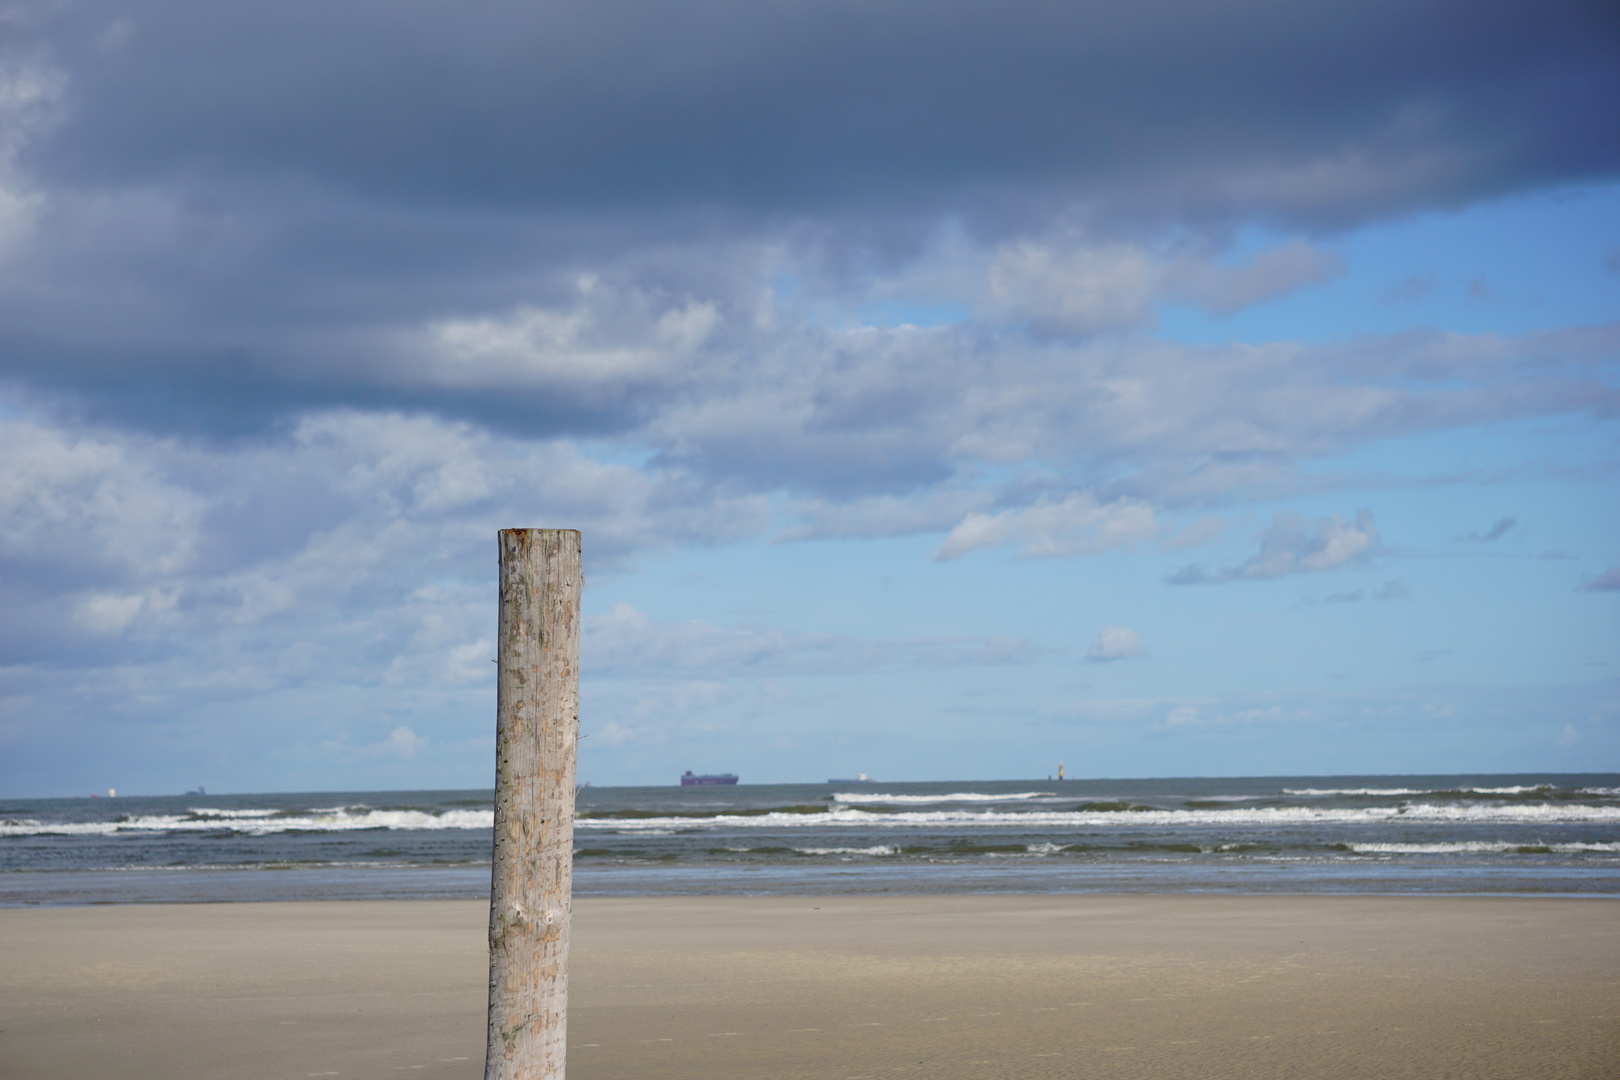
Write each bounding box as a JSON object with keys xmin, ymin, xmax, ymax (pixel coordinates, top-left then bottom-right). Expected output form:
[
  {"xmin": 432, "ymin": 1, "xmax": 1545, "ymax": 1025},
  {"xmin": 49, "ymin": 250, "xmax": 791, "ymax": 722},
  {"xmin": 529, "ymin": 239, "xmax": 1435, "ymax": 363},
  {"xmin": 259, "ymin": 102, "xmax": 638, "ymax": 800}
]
[{"xmin": 2, "ymin": 895, "xmax": 1616, "ymax": 1079}]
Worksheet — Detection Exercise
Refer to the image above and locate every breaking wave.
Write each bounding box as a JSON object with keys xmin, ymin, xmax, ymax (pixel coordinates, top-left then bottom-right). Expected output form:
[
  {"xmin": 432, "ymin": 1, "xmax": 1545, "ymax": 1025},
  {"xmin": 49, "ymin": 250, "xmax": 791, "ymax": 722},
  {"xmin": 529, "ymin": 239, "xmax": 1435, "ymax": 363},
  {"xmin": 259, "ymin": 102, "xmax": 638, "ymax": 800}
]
[
  {"xmin": 830, "ymin": 791, "xmax": 1056, "ymax": 804},
  {"xmin": 578, "ymin": 802, "xmax": 1620, "ymax": 832},
  {"xmin": 0, "ymin": 806, "xmax": 493, "ymax": 838}
]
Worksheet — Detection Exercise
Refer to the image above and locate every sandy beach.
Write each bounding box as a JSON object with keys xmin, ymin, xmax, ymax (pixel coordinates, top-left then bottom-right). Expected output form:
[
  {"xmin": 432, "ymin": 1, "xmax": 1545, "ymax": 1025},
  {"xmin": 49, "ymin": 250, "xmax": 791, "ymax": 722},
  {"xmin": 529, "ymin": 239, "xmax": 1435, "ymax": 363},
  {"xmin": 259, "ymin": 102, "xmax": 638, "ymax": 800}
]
[{"xmin": 3, "ymin": 895, "xmax": 1616, "ymax": 1079}]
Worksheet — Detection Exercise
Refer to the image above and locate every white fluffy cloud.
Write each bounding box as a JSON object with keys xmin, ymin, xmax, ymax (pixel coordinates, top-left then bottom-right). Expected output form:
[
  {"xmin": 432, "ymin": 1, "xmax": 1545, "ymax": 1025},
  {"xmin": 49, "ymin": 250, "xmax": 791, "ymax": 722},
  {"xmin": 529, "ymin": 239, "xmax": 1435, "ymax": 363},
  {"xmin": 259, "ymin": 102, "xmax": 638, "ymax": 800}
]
[
  {"xmin": 0, "ymin": 417, "xmax": 204, "ymax": 579},
  {"xmin": 934, "ymin": 492, "xmax": 1161, "ymax": 561},
  {"xmin": 322, "ymin": 725, "xmax": 427, "ymax": 762},
  {"xmin": 415, "ymin": 276, "xmax": 720, "ymax": 392},
  {"xmin": 0, "ymin": 407, "xmax": 769, "ymax": 682},
  {"xmin": 1169, "ymin": 510, "xmax": 1382, "ymax": 584},
  {"xmin": 1085, "ymin": 626, "xmax": 1146, "ymax": 662}
]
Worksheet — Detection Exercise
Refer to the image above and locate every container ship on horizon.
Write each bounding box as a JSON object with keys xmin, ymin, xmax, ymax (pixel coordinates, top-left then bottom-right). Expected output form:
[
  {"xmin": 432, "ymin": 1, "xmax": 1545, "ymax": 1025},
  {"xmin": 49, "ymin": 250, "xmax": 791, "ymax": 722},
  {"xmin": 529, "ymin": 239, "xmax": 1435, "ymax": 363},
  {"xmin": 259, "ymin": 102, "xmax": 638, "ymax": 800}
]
[{"xmin": 679, "ymin": 771, "xmax": 739, "ymax": 786}]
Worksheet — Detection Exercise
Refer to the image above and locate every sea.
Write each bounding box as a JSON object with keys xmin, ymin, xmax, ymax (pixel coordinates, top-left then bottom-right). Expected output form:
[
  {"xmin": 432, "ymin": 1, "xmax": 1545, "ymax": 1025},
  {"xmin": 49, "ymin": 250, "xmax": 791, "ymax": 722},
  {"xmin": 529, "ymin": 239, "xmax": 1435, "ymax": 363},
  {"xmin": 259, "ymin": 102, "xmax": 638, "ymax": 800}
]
[{"xmin": 3, "ymin": 774, "xmax": 1617, "ymax": 906}]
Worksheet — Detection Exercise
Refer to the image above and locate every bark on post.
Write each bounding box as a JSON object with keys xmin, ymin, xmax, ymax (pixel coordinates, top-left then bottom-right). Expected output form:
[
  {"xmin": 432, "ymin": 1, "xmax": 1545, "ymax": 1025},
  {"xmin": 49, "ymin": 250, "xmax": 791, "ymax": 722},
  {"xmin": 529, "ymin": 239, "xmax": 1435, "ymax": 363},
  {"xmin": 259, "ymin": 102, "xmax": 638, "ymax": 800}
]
[{"xmin": 487, "ymin": 529, "xmax": 581, "ymax": 1080}]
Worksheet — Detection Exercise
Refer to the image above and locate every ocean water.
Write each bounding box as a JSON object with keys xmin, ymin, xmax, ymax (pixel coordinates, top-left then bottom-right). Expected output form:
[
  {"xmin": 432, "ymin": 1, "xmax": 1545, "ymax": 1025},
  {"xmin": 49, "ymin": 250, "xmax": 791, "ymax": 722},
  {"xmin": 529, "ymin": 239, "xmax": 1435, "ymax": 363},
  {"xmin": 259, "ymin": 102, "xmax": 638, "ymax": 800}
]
[{"xmin": 2, "ymin": 774, "xmax": 1617, "ymax": 905}]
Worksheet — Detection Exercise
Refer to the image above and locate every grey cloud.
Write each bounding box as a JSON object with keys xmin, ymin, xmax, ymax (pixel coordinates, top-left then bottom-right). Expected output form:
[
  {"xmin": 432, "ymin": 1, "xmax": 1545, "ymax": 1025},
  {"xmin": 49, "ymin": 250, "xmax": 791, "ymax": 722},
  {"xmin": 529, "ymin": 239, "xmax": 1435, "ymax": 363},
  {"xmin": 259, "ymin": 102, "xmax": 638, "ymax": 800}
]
[
  {"xmin": 1163, "ymin": 516, "xmax": 1229, "ymax": 551},
  {"xmin": 1168, "ymin": 510, "xmax": 1381, "ymax": 584},
  {"xmin": 1580, "ymin": 567, "xmax": 1620, "ymax": 592},
  {"xmin": 1308, "ymin": 580, "xmax": 1405, "ymax": 605},
  {"xmin": 1380, "ymin": 273, "xmax": 1438, "ymax": 305},
  {"xmin": 979, "ymin": 239, "xmax": 1342, "ymax": 336},
  {"xmin": 774, "ymin": 488, "xmax": 995, "ymax": 544},
  {"xmin": 648, "ymin": 310, "xmax": 1617, "ymax": 505},
  {"xmin": 1166, "ymin": 241, "xmax": 1344, "ymax": 316},
  {"xmin": 8, "ymin": 304, "xmax": 1616, "ymax": 521},
  {"xmin": 21, "ymin": 0, "xmax": 1618, "ymax": 226},
  {"xmin": 0, "ymin": 417, "xmax": 205, "ymax": 587},
  {"xmin": 1456, "ymin": 516, "xmax": 1517, "ymax": 542}
]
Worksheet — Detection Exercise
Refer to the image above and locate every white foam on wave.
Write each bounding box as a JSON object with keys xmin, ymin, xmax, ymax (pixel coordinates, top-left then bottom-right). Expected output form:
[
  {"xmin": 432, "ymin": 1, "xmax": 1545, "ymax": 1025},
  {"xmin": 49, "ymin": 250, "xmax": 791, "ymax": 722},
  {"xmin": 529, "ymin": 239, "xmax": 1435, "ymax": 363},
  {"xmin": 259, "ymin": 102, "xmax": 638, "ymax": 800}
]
[
  {"xmin": 1285, "ymin": 788, "xmax": 1427, "ymax": 796},
  {"xmin": 577, "ymin": 801, "xmax": 1620, "ymax": 832},
  {"xmin": 1353, "ymin": 841, "xmax": 1521, "ymax": 855},
  {"xmin": 186, "ymin": 807, "xmax": 278, "ymax": 818},
  {"xmin": 0, "ymin": 806, "xmax": 494, "ymax": 837},
  {"xmin": 1287, "ymin": 784, "xmax": 1613, "ymax": 797},
  {"xmin": 9, "ymin": 798, "xmax": 1617, "ymax": 839},
  {"xmin": 830, "ymin": 791, "xmax": 1056, "ymax": 804},
  {"xmin": 794, "ymin": 845, "xmax": 898, "ymax": 856},
  {"xmin": 1350, "ymin": 840, "xmax": 1620, "ymax": 855}
]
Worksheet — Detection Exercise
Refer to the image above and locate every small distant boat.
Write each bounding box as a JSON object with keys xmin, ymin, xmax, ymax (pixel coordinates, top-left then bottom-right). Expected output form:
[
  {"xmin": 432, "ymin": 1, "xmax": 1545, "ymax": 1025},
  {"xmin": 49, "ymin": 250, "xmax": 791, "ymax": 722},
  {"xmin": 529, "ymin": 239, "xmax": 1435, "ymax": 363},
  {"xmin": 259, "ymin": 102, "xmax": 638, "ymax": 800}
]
[
  {"xmin": 829, "ymin": 773, "xmax": 875, "ymax": 783},
  {"xmin": 681, "ymin": 771, "xmax": 739, "ymax": 786}
]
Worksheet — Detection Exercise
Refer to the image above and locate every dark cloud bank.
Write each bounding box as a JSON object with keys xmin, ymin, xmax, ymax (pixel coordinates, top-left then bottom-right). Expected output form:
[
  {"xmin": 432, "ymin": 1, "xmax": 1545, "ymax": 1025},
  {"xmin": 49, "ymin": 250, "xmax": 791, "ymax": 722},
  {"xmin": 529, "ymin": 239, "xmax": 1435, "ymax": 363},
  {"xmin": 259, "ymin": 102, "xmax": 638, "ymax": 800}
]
[
  {"xmin": 29, "ymin": 0, "xmax": 1620, "ymax": 219},
  {"xmin": 2, "ymin": 0, "xmax": 1617, "ymax": 439}
]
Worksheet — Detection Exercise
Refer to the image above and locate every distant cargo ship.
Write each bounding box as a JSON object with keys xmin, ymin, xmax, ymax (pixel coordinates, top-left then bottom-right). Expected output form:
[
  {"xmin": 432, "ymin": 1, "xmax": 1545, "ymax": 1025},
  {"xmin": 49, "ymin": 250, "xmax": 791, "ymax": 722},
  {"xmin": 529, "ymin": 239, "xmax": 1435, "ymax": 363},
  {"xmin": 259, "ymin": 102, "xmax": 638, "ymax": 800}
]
[
  {"xmin": 680, "ymin": 771, "xmax": 739, "ymax": 786},
  {"xmin": 829, "ymin": 773, "xmax": 875, "ymax": 783}
]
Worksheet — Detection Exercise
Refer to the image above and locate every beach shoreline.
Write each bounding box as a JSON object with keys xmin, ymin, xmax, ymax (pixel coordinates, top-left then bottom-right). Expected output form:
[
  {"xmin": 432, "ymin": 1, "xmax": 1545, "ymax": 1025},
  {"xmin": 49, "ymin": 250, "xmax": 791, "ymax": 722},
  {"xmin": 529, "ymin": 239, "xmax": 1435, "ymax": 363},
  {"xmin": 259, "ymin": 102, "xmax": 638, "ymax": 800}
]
[{"xmin": 4, "ymin": 894, "xmax": 1616, "ymax": 1079}]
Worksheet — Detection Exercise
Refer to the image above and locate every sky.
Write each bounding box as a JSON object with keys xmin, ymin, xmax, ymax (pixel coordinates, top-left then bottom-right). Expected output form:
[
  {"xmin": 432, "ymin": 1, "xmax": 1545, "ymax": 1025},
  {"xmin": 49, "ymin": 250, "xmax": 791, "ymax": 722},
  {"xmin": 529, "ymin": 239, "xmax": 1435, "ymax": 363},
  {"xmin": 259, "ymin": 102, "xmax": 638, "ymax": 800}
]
[{"xmin": 1, "ymin": 0, "xmax": 1617, "ymax": 796}]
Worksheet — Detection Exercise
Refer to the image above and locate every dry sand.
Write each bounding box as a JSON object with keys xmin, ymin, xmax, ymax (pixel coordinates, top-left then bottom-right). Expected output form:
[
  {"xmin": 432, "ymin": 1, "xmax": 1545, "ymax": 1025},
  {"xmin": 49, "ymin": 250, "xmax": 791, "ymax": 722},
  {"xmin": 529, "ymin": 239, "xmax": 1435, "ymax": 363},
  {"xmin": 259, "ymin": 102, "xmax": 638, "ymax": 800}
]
[{"xmin": 2, "ymin": 895, "xmax": 1616, "ymax": 1079}]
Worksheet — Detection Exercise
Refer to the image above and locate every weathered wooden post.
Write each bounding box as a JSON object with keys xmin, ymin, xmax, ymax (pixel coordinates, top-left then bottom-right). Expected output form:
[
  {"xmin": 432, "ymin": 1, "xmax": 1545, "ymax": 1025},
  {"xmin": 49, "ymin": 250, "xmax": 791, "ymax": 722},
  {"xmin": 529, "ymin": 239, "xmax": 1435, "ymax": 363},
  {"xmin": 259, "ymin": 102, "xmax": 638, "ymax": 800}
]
[{"xmin": 487, "ymin": 529, "xmax": 581, "ymax": 1080}]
